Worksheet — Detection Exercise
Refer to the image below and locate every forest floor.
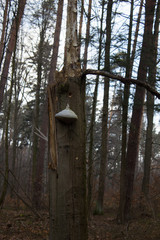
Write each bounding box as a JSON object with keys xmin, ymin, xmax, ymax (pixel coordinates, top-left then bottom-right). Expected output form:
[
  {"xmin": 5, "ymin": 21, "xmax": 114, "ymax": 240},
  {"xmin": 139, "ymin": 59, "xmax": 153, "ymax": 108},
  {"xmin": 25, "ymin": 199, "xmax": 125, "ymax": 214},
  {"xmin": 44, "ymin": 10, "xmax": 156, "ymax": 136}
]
[{"xmin": 1, "ymin": 201, "xmax": 160, "ymax": 240}]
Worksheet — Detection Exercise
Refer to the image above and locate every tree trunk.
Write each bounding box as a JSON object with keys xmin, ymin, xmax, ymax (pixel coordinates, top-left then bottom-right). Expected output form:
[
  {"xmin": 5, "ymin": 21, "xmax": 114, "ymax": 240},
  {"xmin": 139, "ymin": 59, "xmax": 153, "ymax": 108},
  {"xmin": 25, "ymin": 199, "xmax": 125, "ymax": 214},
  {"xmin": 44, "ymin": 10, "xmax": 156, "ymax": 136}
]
[
  {"xmin": 0, "ymin": 0, "xmax": 9, "ymax": 69},
  {"xmin": 130, "ymin": 0, "xmax": 144, "ymax": 71},
  {"xmin": 48, "ymin": 73, "xmax": 87, "ymax": 240},
  {"xmin": 83, "ymin": 0, "xmax": 92, "ymax": 70},
  {"xmin": 95, "ymin": 0, "xmax": 113, "ymax": 215},
  {"xmin": 78, "ymin": 0, "xmax": 84, "ymax": 59},
  {"xmin": 118, "ymin": 0, "xmax": 134, "ymax": 223},
  {"xmin": 32, "ymin": 25, "xmax": 45, "ymax": 208},
  {"xmin": 142, "ymin": 0, "xmax": 160, "ymax": 196},
  {"xmin": 49, "ymin": 0, "xmax": 87, "ymax": 239},
  {"xmin": 122, "ymin": 0, "xmax": 156, "ymax": 222},
  {"xmin": 0, "ymin": 0, "xmax": 26, "ymax": 111},
  {"xmin": 87, "ymin": 0, "xmax": 105, "ymax": 216},
  {"xmin": 0, "ymin": 44, "xmax": 16, "ymax": 206},
  {"xmin": 49, "ymin": 0, "xmax": 64, "ymax": 83}
]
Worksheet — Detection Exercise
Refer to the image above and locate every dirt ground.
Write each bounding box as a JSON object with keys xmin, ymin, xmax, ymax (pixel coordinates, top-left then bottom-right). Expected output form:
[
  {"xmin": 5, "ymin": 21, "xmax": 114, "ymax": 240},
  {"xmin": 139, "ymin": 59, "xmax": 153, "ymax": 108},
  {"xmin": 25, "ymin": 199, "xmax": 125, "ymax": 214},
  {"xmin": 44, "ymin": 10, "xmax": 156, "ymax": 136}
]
[{"xmin": 0, "ymin": 205, "xmax": 160, "ymax": 240}]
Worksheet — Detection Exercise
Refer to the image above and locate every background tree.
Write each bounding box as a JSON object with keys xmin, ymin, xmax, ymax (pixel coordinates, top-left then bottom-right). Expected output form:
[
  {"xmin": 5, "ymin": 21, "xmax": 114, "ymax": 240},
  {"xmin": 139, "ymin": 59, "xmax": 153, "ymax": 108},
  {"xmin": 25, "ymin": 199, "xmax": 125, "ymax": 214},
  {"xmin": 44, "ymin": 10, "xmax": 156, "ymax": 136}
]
[
  {"xmin": 0, "ymin": 0, "xmax": 26, "ymax": 110},
  {"xmin": 121, "ymin": 0, "xmax": 157, "ymax": 223},
  {"xmin": 142, "ymin": 0, "xmax": 160, "ymax": 197},
  {"xmin": 95, "ymin": 0, "xmax": 113, "ymax": 215}
]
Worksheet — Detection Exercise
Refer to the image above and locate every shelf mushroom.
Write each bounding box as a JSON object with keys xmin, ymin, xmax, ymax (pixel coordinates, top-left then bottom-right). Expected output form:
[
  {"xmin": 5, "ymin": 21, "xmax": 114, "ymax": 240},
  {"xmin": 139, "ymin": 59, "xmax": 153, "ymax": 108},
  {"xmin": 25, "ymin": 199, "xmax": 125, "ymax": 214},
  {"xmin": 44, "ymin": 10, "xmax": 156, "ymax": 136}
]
[{"xmin": 55, "ymin": 104, "xmax": 78, "ymax": 124}]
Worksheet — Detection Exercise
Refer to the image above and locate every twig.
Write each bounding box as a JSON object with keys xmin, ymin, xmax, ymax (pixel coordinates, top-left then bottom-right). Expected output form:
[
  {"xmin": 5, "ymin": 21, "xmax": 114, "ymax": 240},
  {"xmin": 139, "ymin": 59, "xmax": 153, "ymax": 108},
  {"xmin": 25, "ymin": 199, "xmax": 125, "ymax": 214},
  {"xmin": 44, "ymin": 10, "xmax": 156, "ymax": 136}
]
[{"xmin": 34, "ymin": 127, "xmax": 48, "ymax": 142}]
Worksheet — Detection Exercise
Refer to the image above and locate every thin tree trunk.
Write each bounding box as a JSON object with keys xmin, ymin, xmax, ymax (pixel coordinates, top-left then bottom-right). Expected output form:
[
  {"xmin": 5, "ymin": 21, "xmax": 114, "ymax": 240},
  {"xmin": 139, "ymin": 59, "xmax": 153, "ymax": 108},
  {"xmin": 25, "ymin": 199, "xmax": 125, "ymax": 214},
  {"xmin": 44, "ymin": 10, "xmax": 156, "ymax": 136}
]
[
  {"xmin": 0, "ymin": 43, "xmax": 16, "ymax": 207},
  {"xmin": 33, "ymin": 0, "xmax": 64, "ymax": 228},
  {"xmin": 95, "ymin": 0, "xmax": 113, "ymax": 215},
  {"xmin": 130, "ymin": 0, "xmax": 144, "ymax": 71},
  {"xmin": 118, "ymin": 0, "xmax": 134, "ymax": 223},
  {"xmin": 87, "ymin": 0, "xmax": 105, "ymax": 216},
  {"xmin": 49, "ymin": 0, "xmax": 64, "ymax": 83},
  {"xmin": 32, "ymin": 26, "xmax": 45, "ymax": 208},
  {"xmin": 11, "ymin": 44, "xmax": 19, "ymax": 198},
  {"xmin": 0, "ymin": 0, "xmax": 9, "ymax": 69},
  {"xmin": 0, "ymin": 0, "xmax": 26, "ymax": 111},
  {"xmin": 78, "ymin": 0, "xmax": 84, "ymax": 59},
  {"xmin": 83, "ymin": 0, "xmax": 92, "ymax": 70}
]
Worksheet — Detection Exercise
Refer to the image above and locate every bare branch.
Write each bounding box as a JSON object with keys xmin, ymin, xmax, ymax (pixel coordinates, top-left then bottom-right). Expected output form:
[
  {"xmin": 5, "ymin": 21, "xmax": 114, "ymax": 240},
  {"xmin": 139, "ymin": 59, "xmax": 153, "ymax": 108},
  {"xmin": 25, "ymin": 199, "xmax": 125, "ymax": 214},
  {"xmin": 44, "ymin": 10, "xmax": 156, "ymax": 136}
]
[
  {"xmin": 34, "ymin": 127, "xmax": 48, "ymax": 142},
  {"xmin": 82, "ymin": 69, "xmax": 160, "ymax": 99}
]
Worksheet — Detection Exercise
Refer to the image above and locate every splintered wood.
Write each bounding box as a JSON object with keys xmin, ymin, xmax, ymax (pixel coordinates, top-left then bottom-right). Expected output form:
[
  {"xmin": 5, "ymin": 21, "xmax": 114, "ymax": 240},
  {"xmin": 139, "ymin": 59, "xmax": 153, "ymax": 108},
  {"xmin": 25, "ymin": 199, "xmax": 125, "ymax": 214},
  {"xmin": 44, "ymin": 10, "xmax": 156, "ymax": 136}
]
[{"xmin": 48, "ymin": 86, "xmax": 57, "ymax": 170}]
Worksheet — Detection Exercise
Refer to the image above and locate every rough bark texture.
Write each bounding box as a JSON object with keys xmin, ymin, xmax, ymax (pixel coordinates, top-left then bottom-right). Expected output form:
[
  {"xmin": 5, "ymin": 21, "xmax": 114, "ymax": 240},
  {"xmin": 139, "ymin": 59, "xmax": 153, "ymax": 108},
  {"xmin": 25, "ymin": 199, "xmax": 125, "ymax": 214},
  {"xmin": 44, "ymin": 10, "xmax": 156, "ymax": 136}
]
[
  {"xmin": 64, "ymin": 0, "xmax": 80, "ymax": 75},
  {"xmin": 49, "ymin": 0, "xmax": 87, "ymax": 239},
  {"xmin": 78, "ymin": 0, "xmax": 84, "ymax": 59},
  {"xmin": 48, "ymin": 73, "xmax": 87, "ymax": 240}
]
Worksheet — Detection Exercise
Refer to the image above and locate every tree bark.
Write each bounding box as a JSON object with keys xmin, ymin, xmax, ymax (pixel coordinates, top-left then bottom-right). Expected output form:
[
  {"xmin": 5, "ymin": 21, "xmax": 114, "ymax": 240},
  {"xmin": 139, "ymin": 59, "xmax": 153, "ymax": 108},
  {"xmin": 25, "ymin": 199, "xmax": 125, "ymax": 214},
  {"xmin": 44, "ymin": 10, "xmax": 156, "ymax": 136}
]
[
  {"xmin": 95, "ymin": 0, "xmax": 113, "ymax": 215},
  {"xmin": 0, "ymin": 43, "xmax": 16, "ymax": 207},
  {"xmin": 83, "ymin": 0, "xmax": 92, "ymax": 70},
  {"xmin": 48, "ymin": 73, "xmax": 87, "ymax": 240},
  {"xmin": 0, "ymin": 0, "xmax": 26, "ymax": 111},
  {"xmin": 118, "ymin": 0, "xmax": 134, "ymax": 223},
  {"xmin": 49, "ymin": 0, "xmax": 64, "ymax": 83},
  {"xmin": 78, "ymin": 0, "xmax": 84, "ymax": 59},
  {"xmin": 49, "ymin": 0, "xmax": 87, "ymax": 239},
  {"xmin": 142, "ymin": 0, "xmax": 160, "ymax": 196},
  {"xmin": 87, "ymin": 0, "xmax": 105, "ymax": 216},
  {"xmin": 0, "ymin": 0, "xmax": 9, "ymax": 69},
  {"xmin": 123, "ymin": 0, "xmax": 156, "ymax": 222},
  {"xmin": 32, "ymin": 25, "xmax": 45, "ymax": 208}
]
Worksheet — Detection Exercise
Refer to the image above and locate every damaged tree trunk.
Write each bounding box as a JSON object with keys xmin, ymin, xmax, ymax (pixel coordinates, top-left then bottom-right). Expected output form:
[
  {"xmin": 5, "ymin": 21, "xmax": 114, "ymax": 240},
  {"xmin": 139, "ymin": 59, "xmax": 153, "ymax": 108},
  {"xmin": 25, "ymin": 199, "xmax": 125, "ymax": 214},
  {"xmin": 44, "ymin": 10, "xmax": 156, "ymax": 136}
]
[{"xmin": 48, "ymin": 0, "xmax": 87, "ymax": 239}]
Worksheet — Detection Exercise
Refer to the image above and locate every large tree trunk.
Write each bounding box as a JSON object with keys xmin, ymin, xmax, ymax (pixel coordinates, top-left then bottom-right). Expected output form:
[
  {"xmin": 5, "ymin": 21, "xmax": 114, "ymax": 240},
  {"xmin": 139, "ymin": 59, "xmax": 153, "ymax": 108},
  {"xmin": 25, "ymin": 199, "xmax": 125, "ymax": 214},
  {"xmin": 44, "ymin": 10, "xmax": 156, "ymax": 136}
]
[
  {"xmin": 48, "ymin": 73, "xmax": 87, "ymax": 240},
  {"xmin": 0, "ymin": 0, "xmax": 26, "ymax": 111},
  {"xmin": 121, "ymin": 0, "xmax": 156, "ymax": 223},
  {"xmin": 49, "ymin": 0, "xmax": 87, "ymax": 239},
  {"xmin": 142, "ymin": 0, "xmax": 160, "ymax": 196}
]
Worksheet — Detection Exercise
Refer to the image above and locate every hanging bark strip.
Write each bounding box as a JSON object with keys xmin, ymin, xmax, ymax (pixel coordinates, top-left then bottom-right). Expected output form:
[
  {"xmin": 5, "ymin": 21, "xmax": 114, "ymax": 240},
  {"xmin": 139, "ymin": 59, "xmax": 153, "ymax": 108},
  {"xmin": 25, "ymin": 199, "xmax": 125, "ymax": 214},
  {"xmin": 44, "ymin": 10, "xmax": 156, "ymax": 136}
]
[
  {"xmin": 48, "ymin": 85, "xmax": 58, "ymax": 170},
  {"xmin": 82, "ymin": 69, "xmax": 160, "ymax": 99}
]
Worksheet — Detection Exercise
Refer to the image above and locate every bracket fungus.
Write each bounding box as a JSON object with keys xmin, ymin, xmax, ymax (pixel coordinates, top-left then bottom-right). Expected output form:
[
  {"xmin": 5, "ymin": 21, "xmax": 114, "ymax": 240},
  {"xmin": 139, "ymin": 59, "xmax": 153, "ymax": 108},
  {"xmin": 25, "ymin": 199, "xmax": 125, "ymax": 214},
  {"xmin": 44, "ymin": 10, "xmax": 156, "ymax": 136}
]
[{"xmin": 55, "ymin": 104, "xmax": 78, "ymax": 124}]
